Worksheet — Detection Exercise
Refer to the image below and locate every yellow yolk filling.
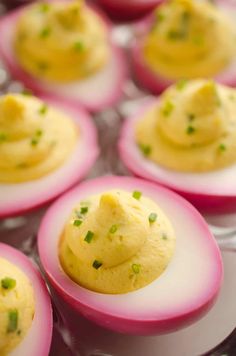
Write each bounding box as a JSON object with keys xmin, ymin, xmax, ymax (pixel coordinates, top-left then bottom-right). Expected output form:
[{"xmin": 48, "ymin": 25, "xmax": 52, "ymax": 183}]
[
  {"xmin": 136, "ymin": 79, "xmax": 236, "ymax": 172},
  {"xmin": 0, "ymin": 94, "xmax": 78, "ymax": 183},
  {"xmin": 143, "ymin": 0, "xmax": 236, "ymax": 79},
  {"xmin": 0, "ymin": 258, "xmax": 35, "ymax": 356},
  {"xmin": 14, "ymin": 0, "xmax": 110, "ymax": 82},
  {"xmin": 59, "ymin": 190, "xmax": 176, "ymax": 294}
]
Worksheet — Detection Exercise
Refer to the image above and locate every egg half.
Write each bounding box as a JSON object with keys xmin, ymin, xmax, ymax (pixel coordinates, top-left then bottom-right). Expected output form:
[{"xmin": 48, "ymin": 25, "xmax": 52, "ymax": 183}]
[
  {"xmin": 97, "ymin": 0, "xmax": 164, "ymax": 21},
  {"xmin": 0, "ymin": 243, "xmax": 52, "ymax": 356},
  {"xmin": 37, "ymin": 175, "xmax": 222, "ymax": 335},
  {"xmin": 118, "ymin": 98, "xmax": 236, "ymax": 213},
  {"xmin": 0, "ymin": 1, "xmax": 127, "ymax": 112},
  {"xmin": 130, "ymin": 1, "xmax": 236, "ymax": 94},
  {"xmin": 0, "ymin": 95, "xmax": 99, "ymax": 218}
]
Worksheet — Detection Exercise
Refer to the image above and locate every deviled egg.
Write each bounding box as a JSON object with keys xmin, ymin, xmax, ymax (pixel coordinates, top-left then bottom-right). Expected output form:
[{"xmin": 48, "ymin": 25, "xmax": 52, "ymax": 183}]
[
  {"xmin": 119, "ymin": 79, "xmax": 236, "ymax": 213},
  {"xmin": 38, "ymin": 176, "xmax": 222, "ymax": 335},
  {"xmin": 97, "ymin": 0, "xmax": 164, "ymax": 21},
  {"xmin": 0, "ymin": 0, "xmax": 126, "ymax": 112},
  {"xmin": 131, "ymin": 0, "xmax": 236, "ymax": 94},
  {"xmin": 0, "ymin": 92, "xmax": 99, "ymax": 217},
  {"xmin": 0, "ymin": 243, "xmax": 52, "ymax": 355}
]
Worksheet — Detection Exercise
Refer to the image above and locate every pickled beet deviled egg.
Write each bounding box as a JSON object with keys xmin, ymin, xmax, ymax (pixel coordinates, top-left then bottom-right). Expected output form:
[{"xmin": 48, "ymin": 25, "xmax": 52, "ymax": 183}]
[
  {"xmin": 0, "ymin": 92, "xmax": 98, "ymax": 218},
  {"xmin": 97, "ymin": 0, "xmax": 164, "ymax": 22},
  {"xmin": 0, "ymin": 0, "xmax": 126, "ymax": 112},
  {"xmin": 38, "ymin": 176, "xmax": 222, "ymax": 335},
  {"xmin": 131, "ymin": 0, "xmax": 236, "ymax": 94},
  {"xmin": 119, "ymin": 79, "xmax": 236, "ymax": 213},
  {"xmin": 0, "ymin": 243, "xmax": 52, "ymax": 356}
]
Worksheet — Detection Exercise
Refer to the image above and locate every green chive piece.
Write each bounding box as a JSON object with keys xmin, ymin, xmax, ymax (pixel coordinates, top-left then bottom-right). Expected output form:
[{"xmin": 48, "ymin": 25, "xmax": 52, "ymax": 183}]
[
  {"xmin": 31, "ymin": 138, "xmax": 39, "ymax": 146},
  {"xmin": 176, "ymin": 79, "xmax": 188, "ymax": 91},
  {"xmin": 73, "ymin": 41, "xmax": 84, "ymax": 52},
  {"xmin": 1, "ymin": 277, "xmax": 16, "ymax": 290},
  {"xmin": 7, "ymin": 310, "xmax": 18, "ymax": 333},
  {"xmin": 109, "ymin": 225, "xmax": 118, "ymax": 234},
  {"xmin": 132, "ymin": 191, "xmax": 142, "ymax": 200},
  {"xmin": 186, "ymin": 125, "xmax": 195, "ymax": 134},
  {"xmin": 37, "ymin": 62, "xmax": 49, "ymax": 71},
  {"xmin": 39, "ymin": 3, "xmax": 50, "ymax": 12},
  {"xmin": 80, "ymin": 207, "xmax": 88, "ymax": 215},
  {"xmin": 0, "ymin": 133, "xmax": 7, "ymax": 142},
  {"xmin": 187, "ymin": 113, "xmax": 195, "ymax": 121},
  {"xmin": 138, "ymin": 143, "xmax": 152, "ymax": 157},
  {"xmin": 162, "ymin": 233, "xmax": 168, "ymax": 240},
  {"xmin": 132, "ymin": 264, "xmax": 141, "ymax": 274},
  {"xmin": 218, "ymin": 143, "xmax": 226, "ymax": 152},
  {"xmin": 39, "ymin": 27, "xmax": 51, "ymax": 38},
  {"xmin": 38, "ymin": 104, "xmax": 48, "ymax": 115},
  {"xmin": 22, "ymin": 89, "xmax": 32, "ymax": 96},
  {"xmin": 192, "ymin": 35, "xmax": 204, "ymax": 46},
  {"xmin": 149, "ymin": 213, "xmax": 157, "ymax": 224},
  {"xmin": 92, "ymin": 260, "xmax": 102, "ymax": 269},
  {"xmin": 84, "ymin": 231, "xmax": 94, "ymax": 243},
  {"xmin": 73, "ymin": 219, "xmax": 82, "ymax": 227},
  {"xmin": 156, "ymin": 11, "xmax": 165, "ymax": 22},
  {"xmin": 162, "ymin": 101, "xmax": 174, "ymax": 117},
  {"xmin": 36, "ymin": 129, "xmax": 43, "ymax": 137}
]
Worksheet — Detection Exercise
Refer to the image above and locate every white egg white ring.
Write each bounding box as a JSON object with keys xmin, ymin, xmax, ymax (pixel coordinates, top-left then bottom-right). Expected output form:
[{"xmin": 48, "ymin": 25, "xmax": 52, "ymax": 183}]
[
  {"xmin": 118, "ymin": 99, "xmax": 236, "ymax": 213},
  {"xmin": 0, "ymin": 243, "xmax": 52, "ymax": 356},
  {"xmin": 0, "ymin": 4, "xmax": 127, "ymax": 112},
  {"xmin": 0, "ymin": 96, "xmax": 99, "ymax": 218},
  {"xmin": 38, "ymin": 175, "xmax": 222, "ymax": 335},
  {"xmin": 130, "ymin": 2, "xmax": 236, "ymax": 94}
]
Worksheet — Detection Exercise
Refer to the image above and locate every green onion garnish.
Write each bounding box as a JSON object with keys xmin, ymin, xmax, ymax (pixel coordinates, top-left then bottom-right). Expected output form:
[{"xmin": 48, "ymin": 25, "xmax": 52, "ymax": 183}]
[
  {"xmin": 84, "ymin": 231, "xmax": 94, "ymax": 243},
  {"xmin": 73, "ymin": 219, "xmax": 82, "ymax": 227},
  {"xmin": 109, "ymin": 225, "xmax": 118, "ymax": 234},
  {"xmin": 73, "ymin": 41, "xmax": 84, "ymax": 52},
  {"xmin": 80, "ymin": 207, "xmax": 88, "ymax": 215},
  {"xmin": 218, "ymin": 143, "xmax": 226, "ymax": 152},
  {"xmin": 39, "ymin": 3, "xmax": 50, "ymax": 12},
  {"xmin": 176, "ymin": 79, "xmax": 187, "ymax": 91},
  {"xmin": 7, "ymin": 310, "xmax": 18, "ymax": 333},
  {"xmin": 186, "ymin": 125, "xmax": 195, "ymax": 135},
  {"xmin": 1, "ymin": 277, "xmax": 16, "ymax": 290},
  {"xmin": 187, "ymin": 113, "xmax": 195, "ymax": 122},
  {"xmin": 138, "ymin": 143, "xmax": 152, "ymax": 157},
  {"xmin": 36, "ymin": 129, "xmax": 43, "ymax": 137},
  {"xmin": 31, "ymin": 138, "xmax": 39, "ymax": 146},
  {"xmin": 132, "ymin": 191, "xmax": 142, "ymax": 200},
  {"xmin": 132, "ymin": 264, "xmax": 141, "ymax": 274},
  {"xmin": 0, "ymin": 133, "xmax": 7, "ymax": 142},
  {"xmin": 38, "ymin": 104, "xmax": 48, "ymax": 115},
  {"xmin": 92, "ymin": 260, "xmax": 102, "ymax": 269},
  {"xmin": 39, "ymin": 27, "xmax": 51, "ymax": 38},
  {"xmin": 149, "ymin": 213, "xmax": 157, "ymax": 224},
  {"xmin": 37, "ymin": 62, "xmax": 49, "ymax": 71},
  {"xmin": 162, "ymin": 101, "xmax": 174, "ymax": 117}
]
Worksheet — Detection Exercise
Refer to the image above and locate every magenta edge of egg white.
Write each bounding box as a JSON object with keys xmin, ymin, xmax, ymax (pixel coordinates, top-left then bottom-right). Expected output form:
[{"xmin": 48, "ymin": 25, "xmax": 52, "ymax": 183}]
[
  {"xmin": 130, "ymin": 2, "xmax": 236, "ymax": 94},
  {"xmin": 0, "ymin": 96, "xmax": 99, "ymax": 218},
  {"xmin": 97, "ymin": 0, "xmax": 164, "ymax": 21},
  {"xmin": 0, "ymin": 2, "xmax": 127, "ymax": 112},
  {"xmin": 118, "ymin": 99, "xmax": 236, "ymax": 213},
  {"xmin": 0, "ymin": 243, "xmax": 53, "ymax": 356},
  {"xmin": 37, "ymin": 175, "xmax": 223, "ymax": 335}
]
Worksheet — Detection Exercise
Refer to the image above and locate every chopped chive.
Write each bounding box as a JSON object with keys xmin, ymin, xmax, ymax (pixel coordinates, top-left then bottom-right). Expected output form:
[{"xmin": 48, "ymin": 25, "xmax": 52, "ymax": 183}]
[
  {"xmin": 39, "ymin": 3, "xmax": 50, "ymax": 12},
  {"xmin": 132, "ymin": 191, "xmax": 142, "ymax": 200},
  {"xmin": 39, "ymin": 27, "xmax": 51, "ymax": 38},
  {"xmin": 92, "ymin": 260, "xmax": 102, "ymax": 269},
  {"xmin": 22, "ymin": 89, "xmax": 32, "ymax": 96},
  {"xmin": 176, "ymin": 79, "xmax": 187, "ymax": 91},
  {"xmin": 1, "ymin": 277, "xmax": 16, "ymax": 290},
  {"xmin": 109, "ymin": 225, "xmax": 118, "ymax": 234},
  {"xmin": 80, "ymin": 207, "xmax": 88, "ymax": 215},
  {"xmin": 162, "ymin": 101, "xmax": 174, "ymax": 117},
  {"xmin": 37, "ymin": 62, "xmax": 49, "ymax": 71},
  {"xmin": 38, "ymin": 104, "xmax": 48, "ymax": 115},
  {"xmin": 73, "ymin": 41, "xmax": 84, "ymax": 52},
  {"xmin": 31, "ymin": 138, "xmax": 39, "ymax": 146},
  {"xmin": 0, "ymin": 133, "xmax": 7, "ymax": 142},
  {"xmin": 7, "ymin": 310, "xmax": 18, "ymax": 333},
  {"xmin": 192, "ymin": 35, "xmax": 204, "ymax": 46},
  {"xmin": 73, "ymin": 219, "xmax": 82, "ymax": 227},
  {"xmin": 156, "ymin": 11, "xmax": 165, "ymax": 22},
  {"xmin": 218, "ymin": 143, "xmax": 226, "ymax": 152},
  {"xmin": 186, "ymin": 125, "xmax": 195, "ymax": 135},
  {"xmin": 132, "ymin": 264, "xmax": 141, "ymax": 274},
  {"xmin": 17, "ymin": 330, "xmax": 22, "ymax": 335},
  {"xmin": 149, "ymin": 213, "xmax": 157, "ymax": 224},
  {"xmin": 162, "ymin": 233, "xmax": 168, "ymax": 240},
  {"xmin": 187, "ymin": 113, "xmax": 195, "ymax": 122},
  {"xmin": 84, "ymin": 231, "xmax": 94, "ymax": 243},
  {"xmin": 36, "ymin": 129, "xmax": 43, "ymax": 137},
  {"xmin": 138, "ymin": 143, "xmax": 152, "ymax": 157}
]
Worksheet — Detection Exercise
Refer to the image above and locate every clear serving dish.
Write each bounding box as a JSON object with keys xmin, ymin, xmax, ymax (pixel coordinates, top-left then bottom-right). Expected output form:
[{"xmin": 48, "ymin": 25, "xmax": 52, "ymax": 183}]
[{"xmin": 0, "ymin": 1, "xmax": 236, "ymax": 355}]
